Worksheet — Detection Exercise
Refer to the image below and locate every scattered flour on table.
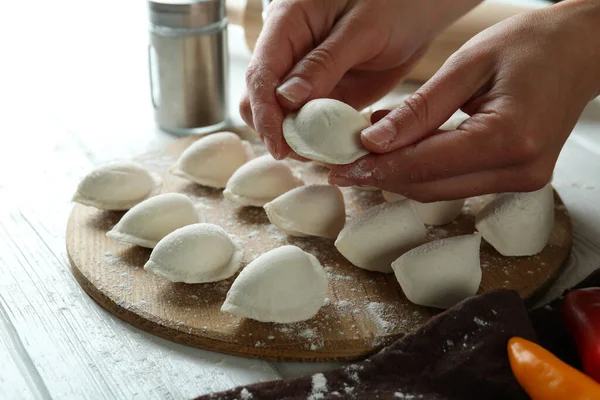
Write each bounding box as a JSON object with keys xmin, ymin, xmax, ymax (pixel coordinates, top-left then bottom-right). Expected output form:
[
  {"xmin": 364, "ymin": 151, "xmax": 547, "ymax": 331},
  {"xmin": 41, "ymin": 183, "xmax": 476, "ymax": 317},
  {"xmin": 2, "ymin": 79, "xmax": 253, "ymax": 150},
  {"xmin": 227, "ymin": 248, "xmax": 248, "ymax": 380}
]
[
  {"xmin": 308, "ymin": 373, "xmax": 328, "ymax": 400},
  {"xmin": 473, "ymin": 317, "xmax": 489, "ymax": 327},
  {"xmin": 299, "ymin": 328, "xmax": 316, "ymax": 340},
  {"xmin": 366, "ymin": 302, "xmax": 396, "ymax": 335},
  {"xmin": 239, "ymin": 388, "xmax": 253, "ymax": 399},
  {"xmin": 103, "ymin": 251, "xmax": 125, "ymax": 266},
  {"xmin": 394, "ymin": 392, "xmax": 421, "ymax": 399}
]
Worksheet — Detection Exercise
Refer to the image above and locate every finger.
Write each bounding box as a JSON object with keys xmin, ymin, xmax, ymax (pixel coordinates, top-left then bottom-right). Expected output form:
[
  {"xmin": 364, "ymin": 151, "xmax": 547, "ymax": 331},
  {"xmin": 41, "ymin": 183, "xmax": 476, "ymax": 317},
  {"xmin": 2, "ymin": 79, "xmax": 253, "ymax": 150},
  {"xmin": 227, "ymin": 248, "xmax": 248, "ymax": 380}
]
[
  {"xmin": 239, "ymin": 91, "xmax": 254, "ymax": 130},
  {"xmin": 246, "ymin": 1, "xmax": 343, "ymax": 159},
  {"xmin": 330, "ymin": 162, "xmax": 551, "ymax": 202},
  {"xmin": 330, "ymin": 108, "xmax": 533, "ymax": 185},
  {"xmin": 275, "ymin": 6, "xmax": 388, "ymax": 110},
  {"xmin": 325, "ymin": 45, "xmax": 430, "ymax": 112},
  {"xmin": 371, "ymin": 109, "xmax": 391, "ymax": 124},
  {"xmin": 360, "ymin": 50, "xmax": 495, "ymax": 153}
]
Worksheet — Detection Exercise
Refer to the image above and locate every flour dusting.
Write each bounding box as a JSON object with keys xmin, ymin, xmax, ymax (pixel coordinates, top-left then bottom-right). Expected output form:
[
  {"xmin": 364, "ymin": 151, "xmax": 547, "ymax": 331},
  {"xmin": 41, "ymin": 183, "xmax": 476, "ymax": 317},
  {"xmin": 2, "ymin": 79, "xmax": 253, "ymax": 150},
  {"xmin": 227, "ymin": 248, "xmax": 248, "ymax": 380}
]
[{"xmin": 308, "ymin": 373, "xmax": 328, "ymax": 400}]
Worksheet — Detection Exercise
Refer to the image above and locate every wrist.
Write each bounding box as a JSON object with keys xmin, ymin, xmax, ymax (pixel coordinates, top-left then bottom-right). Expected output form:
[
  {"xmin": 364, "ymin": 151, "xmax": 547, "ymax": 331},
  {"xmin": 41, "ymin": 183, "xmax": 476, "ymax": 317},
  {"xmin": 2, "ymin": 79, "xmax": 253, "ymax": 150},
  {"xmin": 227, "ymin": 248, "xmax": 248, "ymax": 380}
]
[{"xmin": 551, "ymin": 0, "xmax": 600, "ymax": 98}]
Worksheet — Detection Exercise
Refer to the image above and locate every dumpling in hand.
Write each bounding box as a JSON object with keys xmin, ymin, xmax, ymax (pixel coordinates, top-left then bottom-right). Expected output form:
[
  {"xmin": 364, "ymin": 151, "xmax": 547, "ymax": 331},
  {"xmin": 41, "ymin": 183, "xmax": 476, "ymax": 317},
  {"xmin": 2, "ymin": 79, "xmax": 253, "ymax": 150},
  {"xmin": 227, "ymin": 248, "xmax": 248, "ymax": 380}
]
[
  {"xmin": 392, "ymin": 234, "xmax": 482, "ymax": 309},
  {"xmin": 335, "ymin": 200, "xmax": 426, "ymax": 273},
  {"xmin": 72, "ymin": 161, "xmax": 162, "ymax": 210},
  {"xmin": 264, "ymin": 185, "xmax": 346, "ymax": 239},
  {"xmin": 170, "ymin": 131, "xmax": 255, "ymax": 188},
  {"xmin": 223, "ymin": 155, "xmax": 303, "ymax": 207},
  {"xmin": 382, "ymin": 190, "xmax": 406, "ymax": 202},
  {"xmin": 221, "ymin": 246, "xmax": 327, "ymax": 323},
  {"xmin": 106, "ymin": 193, "xmax": 204, "ymax": 248},
  {"xmin": 144, "ymin": 223, "xmax": 244, "ymax": 284},
  {"xmin": 283, "ymin": 99, "xmax": 370, "ymax": 165},
  {"xmin": 475, "ymin": 185, "xmax": 554, "ymax": 256}
]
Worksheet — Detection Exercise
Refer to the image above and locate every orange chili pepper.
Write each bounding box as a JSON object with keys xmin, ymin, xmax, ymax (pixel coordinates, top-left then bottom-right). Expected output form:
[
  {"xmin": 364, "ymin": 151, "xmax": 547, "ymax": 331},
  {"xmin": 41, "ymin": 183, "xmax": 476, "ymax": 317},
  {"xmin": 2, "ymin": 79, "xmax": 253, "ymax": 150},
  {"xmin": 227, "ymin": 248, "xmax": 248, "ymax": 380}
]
[{"xmin": 508, "ymin": 337, "xmax": 600, "ymax": 400}]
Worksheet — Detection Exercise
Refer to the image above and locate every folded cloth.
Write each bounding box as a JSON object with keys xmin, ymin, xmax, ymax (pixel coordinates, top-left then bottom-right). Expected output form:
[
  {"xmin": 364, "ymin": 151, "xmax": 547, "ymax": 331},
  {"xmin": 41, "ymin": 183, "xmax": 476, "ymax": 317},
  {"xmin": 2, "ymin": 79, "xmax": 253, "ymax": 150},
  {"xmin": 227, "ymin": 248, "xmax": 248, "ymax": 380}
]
[
  {"xmin": 196, "ymin": 289, "xmax": 536, "ymax": 400},
  {"xmin": 196, "ymin": 268, "xmax": 600, "ymax": 400}
]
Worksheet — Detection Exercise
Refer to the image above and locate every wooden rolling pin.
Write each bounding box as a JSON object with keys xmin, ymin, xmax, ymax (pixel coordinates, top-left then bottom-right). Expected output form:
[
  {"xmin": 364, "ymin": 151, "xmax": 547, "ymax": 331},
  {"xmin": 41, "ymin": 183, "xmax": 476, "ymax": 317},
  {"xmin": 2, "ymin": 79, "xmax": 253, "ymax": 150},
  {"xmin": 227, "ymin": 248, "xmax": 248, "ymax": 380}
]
[{"xmin": 227, "ymin": 0, "xmax": 538, "ymax": 83}]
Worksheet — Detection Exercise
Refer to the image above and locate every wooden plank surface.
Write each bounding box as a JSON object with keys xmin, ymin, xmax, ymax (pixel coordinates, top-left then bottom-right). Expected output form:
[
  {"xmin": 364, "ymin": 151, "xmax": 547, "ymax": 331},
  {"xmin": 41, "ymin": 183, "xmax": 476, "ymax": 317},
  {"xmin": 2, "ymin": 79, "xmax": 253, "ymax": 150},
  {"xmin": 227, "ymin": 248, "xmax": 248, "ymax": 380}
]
[
  {"xmin": 0, "ymin": 0, "xmax": 599, "ymax": 398},
  {"xmin": 66, "ymin": 131, "xmax": 571, "ymax": 362}
]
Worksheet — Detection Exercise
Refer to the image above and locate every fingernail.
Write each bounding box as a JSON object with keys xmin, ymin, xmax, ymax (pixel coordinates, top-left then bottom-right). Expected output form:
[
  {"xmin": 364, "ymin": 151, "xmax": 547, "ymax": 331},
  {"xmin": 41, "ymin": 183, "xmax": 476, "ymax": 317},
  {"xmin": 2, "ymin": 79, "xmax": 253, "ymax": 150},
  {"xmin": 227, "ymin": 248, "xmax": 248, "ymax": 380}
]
[
  {"xmin": 277, "ymin": 77, "xmax": 312, "ymax": 104},
  {"xmin": 264, "ymin": 137, "xmax": 281, "ymax": 159},
  {"xmin": 329, "ymin": 176, "xmax": 356, "ymax": 187},
  {"xmin": 361, "ymin": 120, "xmax": 397, "ymax": 149}
]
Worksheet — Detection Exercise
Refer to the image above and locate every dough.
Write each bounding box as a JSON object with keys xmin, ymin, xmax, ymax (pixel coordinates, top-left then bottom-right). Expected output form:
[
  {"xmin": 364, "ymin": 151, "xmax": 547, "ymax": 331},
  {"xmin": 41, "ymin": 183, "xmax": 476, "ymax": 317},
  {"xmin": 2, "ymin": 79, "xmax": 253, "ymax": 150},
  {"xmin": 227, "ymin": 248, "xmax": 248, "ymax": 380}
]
[
  {"xmin": 411, "ymin": 199, "xmax": 465, "ymax": 226},
  {"xmin": 223, "ymin": 155, "xmax": 303, "ymax": 207},
  {"xmin": 392, "ymin": 234, "xmax": 482, "ymax": 309},
  {"xmin": 335, "ymin": 200, "xmax": 427, "ymax": 273},
  {"xmin": 170, "ymin": 131, "xmax": 255, "ymax": 188},
  {"xmin": 439, "ymin": 111, "xmax": 469, "ymax": 130},
  {"xmin": 283, "ymin": 99, "xmax": 370, "ymax": 164},
  {"xmin": 221, "ymin": 245, "xmax": 328, "ymax": 323},
  {"xmin": 355, "ymin": 186, "xmax": 379, "ymax": 192},
  {"xmin": 144, "ymin": 223, "xmax": 244, "ymax": 283},
  {"xmin": 72, "ymin": 161, "xmax": 162, "ymax": 210},
  {"xmin": 382, "ymin": 191, "xmax": 406, "ymax": 202},
  {"xmin": 264, "ymin": 185, "xmax": 346, "ymax": 239},
  {"xmin": 475, "ymin": 185, "xmax": 554, "ymax": 256},
  {"xmin": 106, "ymin": 193, "xmax": 204, "ymax": 248}
]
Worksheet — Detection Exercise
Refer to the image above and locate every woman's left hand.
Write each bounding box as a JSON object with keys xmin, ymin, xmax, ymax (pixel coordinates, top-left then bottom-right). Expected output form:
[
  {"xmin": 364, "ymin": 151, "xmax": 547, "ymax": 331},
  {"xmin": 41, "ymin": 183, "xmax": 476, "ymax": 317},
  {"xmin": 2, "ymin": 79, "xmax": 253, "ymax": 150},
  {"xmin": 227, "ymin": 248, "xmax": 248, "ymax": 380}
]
[{"xmin": 329, "ymin": 0, "xmax": 600, "ymax": 202}]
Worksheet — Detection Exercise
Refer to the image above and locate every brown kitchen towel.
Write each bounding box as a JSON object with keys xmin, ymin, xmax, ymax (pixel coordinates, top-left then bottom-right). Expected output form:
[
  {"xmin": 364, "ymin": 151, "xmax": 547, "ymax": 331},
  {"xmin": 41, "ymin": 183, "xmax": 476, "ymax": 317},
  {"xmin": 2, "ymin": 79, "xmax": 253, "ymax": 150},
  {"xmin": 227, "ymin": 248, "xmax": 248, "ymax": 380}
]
[{"xmin": 196, "ymin": 289, "xmax": 536, "ymax": 400}]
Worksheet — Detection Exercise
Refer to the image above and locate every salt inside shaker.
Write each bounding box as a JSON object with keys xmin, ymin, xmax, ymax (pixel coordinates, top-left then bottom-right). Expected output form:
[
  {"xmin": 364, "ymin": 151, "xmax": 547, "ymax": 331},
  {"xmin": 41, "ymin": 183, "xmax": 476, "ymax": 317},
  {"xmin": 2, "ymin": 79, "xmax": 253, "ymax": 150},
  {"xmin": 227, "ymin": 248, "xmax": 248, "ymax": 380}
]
[{"xmin": 148, "ymin": 0, "xmax": 229, "ymax": 135}]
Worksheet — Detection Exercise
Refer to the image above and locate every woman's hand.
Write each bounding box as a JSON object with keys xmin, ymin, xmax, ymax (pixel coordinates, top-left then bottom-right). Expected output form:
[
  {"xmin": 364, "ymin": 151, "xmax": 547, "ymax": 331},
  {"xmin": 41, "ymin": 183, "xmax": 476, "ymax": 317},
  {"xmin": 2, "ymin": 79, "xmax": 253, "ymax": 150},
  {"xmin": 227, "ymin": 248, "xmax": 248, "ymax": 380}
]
[
  {"xmin": 329, "ymin": 0, "xmax": 600, "ymax": 201},
  {"xmin": 240, "ymin": 0, "xmax": 481, "ymax": 159}
]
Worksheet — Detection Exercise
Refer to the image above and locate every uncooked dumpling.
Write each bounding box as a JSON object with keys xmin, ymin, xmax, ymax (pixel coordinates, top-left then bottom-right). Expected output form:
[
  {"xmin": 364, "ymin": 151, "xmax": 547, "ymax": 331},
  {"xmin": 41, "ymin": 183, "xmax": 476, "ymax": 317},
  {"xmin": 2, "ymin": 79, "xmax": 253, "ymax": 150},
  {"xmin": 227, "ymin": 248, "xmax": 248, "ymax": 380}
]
[
  {"xmin": 283, "ymin": 98, "xmax": 370, "ymax": 164},
  {"xmin": 170, "ymin": 131, "xmax": 255, "ymax": 188},
  {"xmin": 107, "ymin": 193, "xmax": 204, "ymax": 248},
  {"xmin": 221, "ymin": 245, "xmax": 327, "ymax": 323},
  {"xmin": 475, "ymin": 185, "xmax": 554, "ymax": 256},
  {"xmin": 72, "ymin": 161, "xmax": 162, "ymax": 210},
  {"xmin": 335, "ymin": 200, "xmax": 426, "ymax": 273},
  {"xmin": 382, "ymin": 191, "xmax": 406, "ymax": 202},
  {"xmin": 144, "ymin": 223, "xmax": 244, "ymax": 283},
  {"xmin": 223, "ymin": 155, "xmax": 303, "ymax": 207},
  {"xmin": 355, "ymin": 186, "xmax": 379, "ymax": 192},
  {"xmin": 411, "ymin": 199, "xmax": 465, "ymax": 226},
  {"xmin": 439, "ymin": 110, "xmax": 469, "ymax": 130},
  {"xmin": 392, "ymin": 234, "xmax": 482, "ymax": 309},
  {"xmin": 264, "ymin": 185, "xmax": 346, "ymax": 239}
]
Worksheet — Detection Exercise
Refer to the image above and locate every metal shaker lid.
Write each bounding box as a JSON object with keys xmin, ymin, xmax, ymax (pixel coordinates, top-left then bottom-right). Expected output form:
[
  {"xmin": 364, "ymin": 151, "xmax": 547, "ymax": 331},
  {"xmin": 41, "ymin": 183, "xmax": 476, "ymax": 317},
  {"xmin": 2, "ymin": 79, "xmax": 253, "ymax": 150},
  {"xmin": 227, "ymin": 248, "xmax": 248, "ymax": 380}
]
[{"xmin": 149, "ymin": 0, "xmax": 225, "ymax": 29}]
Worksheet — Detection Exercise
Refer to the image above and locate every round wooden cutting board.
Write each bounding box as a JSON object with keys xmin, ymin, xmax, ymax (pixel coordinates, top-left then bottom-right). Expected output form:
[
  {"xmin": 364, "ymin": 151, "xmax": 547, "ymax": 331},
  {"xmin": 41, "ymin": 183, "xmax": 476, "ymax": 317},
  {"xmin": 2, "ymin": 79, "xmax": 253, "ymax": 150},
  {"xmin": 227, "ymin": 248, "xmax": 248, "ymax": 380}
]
[{"xmin": 66, "ymin": 128, "xmax": 573, "ymax": 362}]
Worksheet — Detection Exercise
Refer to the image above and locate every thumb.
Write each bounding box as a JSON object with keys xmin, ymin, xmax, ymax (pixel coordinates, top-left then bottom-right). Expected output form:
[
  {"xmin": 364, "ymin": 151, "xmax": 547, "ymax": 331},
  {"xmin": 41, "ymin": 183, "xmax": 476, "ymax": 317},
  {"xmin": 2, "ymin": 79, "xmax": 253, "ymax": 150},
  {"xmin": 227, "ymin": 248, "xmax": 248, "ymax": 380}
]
[
  {"xmin": 275, "ymin": 13, "xmax": 379, "ymax": 110},
  {"xmin": 360, "ymin": 53, "xmax": 494, "ymax": 153}
]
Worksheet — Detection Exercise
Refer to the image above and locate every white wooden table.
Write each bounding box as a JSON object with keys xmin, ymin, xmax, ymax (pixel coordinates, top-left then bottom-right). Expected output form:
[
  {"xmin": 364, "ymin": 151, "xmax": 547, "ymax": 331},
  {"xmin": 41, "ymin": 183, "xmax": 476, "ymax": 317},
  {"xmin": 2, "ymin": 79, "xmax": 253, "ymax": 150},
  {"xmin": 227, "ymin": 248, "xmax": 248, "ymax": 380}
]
[{"xmin": 1, "ymin": 0, "xmax": 599, "ymax": 398}]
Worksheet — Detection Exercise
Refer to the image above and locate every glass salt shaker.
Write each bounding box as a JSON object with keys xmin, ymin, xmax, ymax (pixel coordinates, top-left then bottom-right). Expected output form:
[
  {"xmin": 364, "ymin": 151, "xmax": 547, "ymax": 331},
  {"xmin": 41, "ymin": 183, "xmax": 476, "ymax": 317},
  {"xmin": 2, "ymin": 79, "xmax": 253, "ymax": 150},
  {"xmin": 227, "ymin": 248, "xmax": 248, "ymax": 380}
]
[{"xmin": 148, "ymin": 0, "xmax": 229, "ymax": 135}]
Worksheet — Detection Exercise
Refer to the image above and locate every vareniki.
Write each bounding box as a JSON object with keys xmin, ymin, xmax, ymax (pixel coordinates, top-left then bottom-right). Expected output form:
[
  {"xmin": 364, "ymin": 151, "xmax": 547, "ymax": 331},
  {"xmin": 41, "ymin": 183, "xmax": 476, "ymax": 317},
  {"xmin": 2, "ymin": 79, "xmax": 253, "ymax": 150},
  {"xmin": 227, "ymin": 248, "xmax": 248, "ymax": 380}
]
[
  {"xmin": 264, "ymin": 185, "xmax": 346, "ymax": 239},
  {"xmin": 106, "ymin": 193, "xmax": 204, "ymax": 248},
  {"xmin": 144, "ymin": 223, "xmax": 244, "ymax": 284},
  {"xmin": 392, "ymin": 234, "xmax": 482, "ymax": 309},
  {"xmin": 221, "ymin": 246, "xmax": 328, "ymax": 323},
  {"xmin": 170, "ymin": 131, "xmax": 255, "ymax": 188},
  {"xmin": 224, "ymin": 155, "xmax": 303, "ymax": 207},
  {"xmin": 335, "ymin": 200, "xmax": 426, "ymax": 273},
  {"xmin": 73, "ymin": 161, "xmax": 162, "ymax": 210},
  {"xmin": 283, "ymin": 98, "xmax": 370, "ymax": 165}
]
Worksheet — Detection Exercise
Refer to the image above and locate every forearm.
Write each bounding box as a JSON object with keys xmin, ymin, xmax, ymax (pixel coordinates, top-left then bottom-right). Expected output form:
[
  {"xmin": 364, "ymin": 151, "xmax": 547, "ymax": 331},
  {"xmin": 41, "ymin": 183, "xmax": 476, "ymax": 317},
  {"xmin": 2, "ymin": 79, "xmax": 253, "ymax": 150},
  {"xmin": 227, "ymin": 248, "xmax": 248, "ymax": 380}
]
[{"xmin": 554, "ymin": 0, "xmax": 600, "ymax": 98}]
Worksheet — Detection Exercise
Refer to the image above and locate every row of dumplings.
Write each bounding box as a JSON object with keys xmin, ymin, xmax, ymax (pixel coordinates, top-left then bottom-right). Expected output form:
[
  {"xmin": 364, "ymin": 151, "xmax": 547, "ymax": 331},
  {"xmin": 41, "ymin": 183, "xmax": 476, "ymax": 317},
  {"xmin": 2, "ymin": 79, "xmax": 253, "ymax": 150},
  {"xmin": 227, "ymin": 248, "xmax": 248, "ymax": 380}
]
[{"xmin": 72, "ymin": 131, "xmax": 555, "ymax": 321}]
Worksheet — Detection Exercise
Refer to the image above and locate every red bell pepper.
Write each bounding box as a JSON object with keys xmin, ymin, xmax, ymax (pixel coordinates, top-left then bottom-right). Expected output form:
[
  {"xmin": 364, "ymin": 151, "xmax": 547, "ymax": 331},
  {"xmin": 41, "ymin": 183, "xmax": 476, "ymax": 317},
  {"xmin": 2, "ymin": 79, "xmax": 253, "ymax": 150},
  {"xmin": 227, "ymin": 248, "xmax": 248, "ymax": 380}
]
[{"xmin": 563, "ymin": 287, "xmax": 600, "ymax": 383}]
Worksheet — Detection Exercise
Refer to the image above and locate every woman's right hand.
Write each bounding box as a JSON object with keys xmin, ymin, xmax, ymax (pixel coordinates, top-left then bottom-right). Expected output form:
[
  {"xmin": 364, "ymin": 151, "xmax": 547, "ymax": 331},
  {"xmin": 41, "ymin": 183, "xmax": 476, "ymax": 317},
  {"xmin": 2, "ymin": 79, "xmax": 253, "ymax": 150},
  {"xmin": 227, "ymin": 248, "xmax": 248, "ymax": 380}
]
[{"xmin": 240, "ymin": 0, "xmax": 481, "ymax": 159}]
